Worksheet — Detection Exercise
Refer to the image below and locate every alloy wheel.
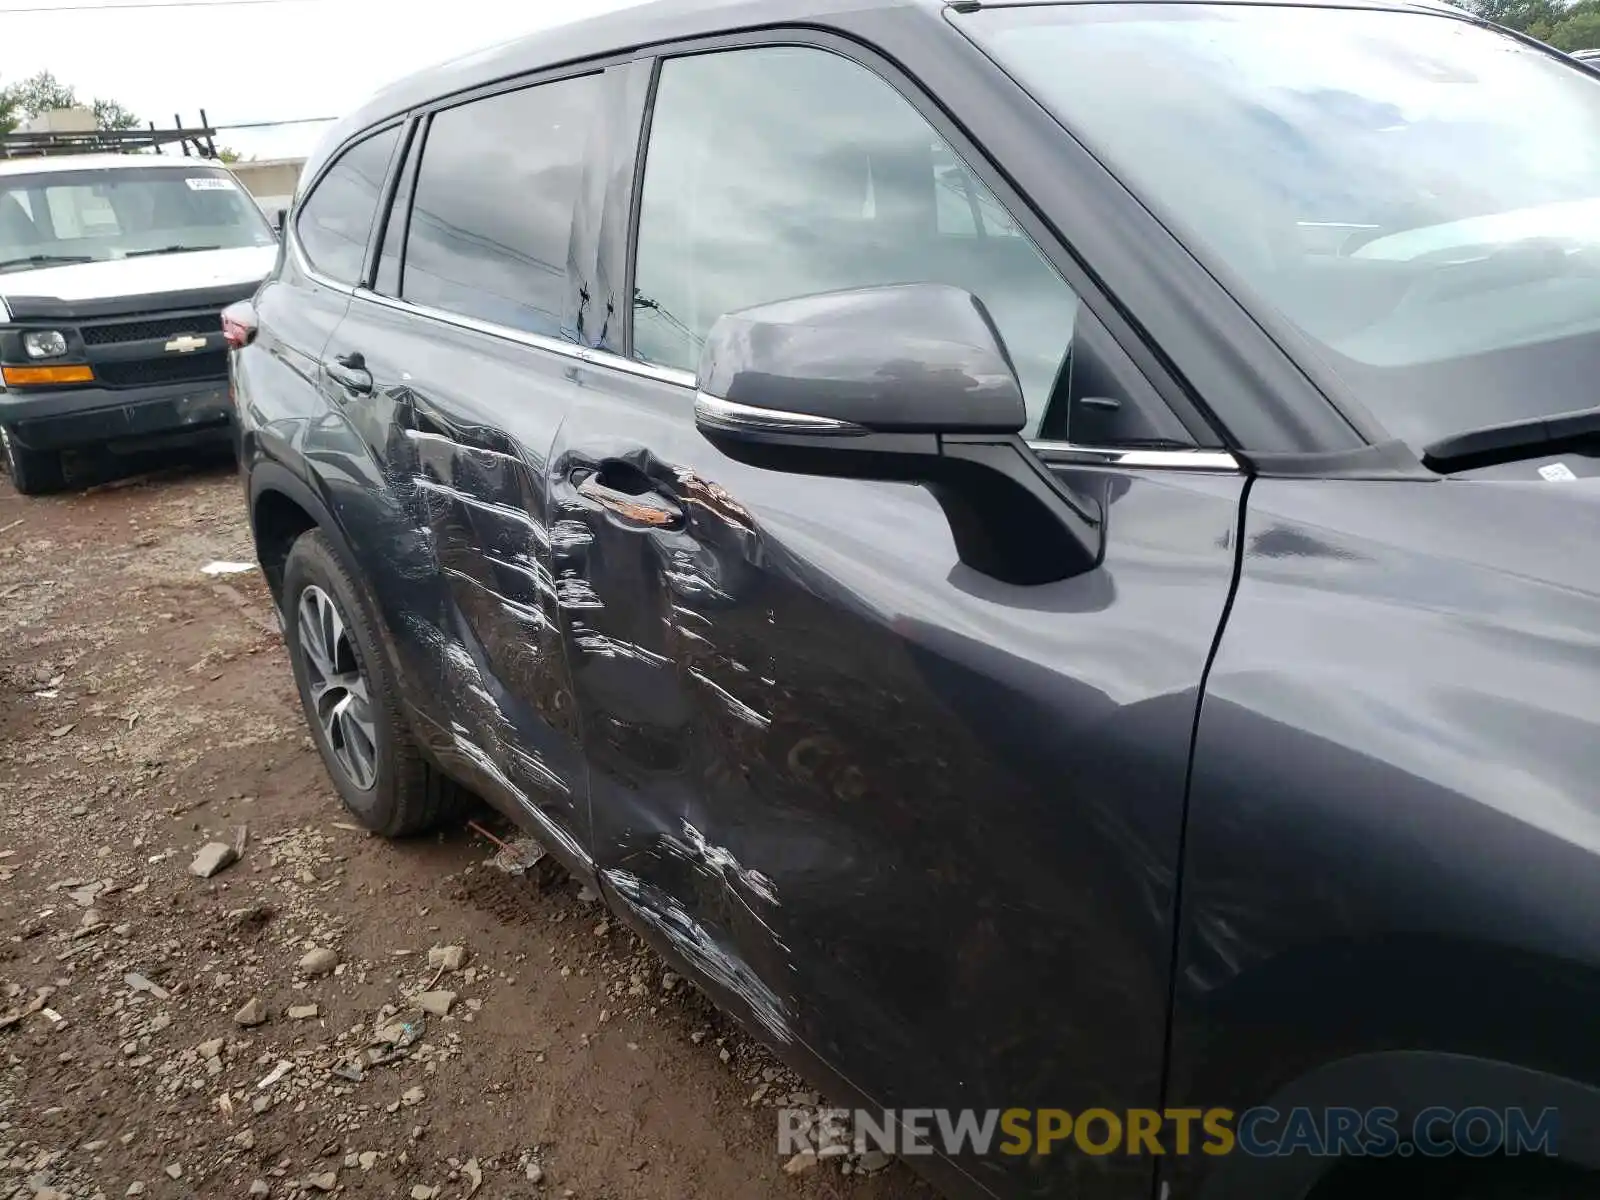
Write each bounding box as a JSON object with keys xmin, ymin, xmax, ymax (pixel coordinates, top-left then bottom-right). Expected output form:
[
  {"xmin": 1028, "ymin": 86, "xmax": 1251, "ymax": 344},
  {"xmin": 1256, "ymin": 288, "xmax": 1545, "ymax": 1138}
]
[{"xmin": 297, "ymin": 584, "xmax": 379, "ymax": 790}]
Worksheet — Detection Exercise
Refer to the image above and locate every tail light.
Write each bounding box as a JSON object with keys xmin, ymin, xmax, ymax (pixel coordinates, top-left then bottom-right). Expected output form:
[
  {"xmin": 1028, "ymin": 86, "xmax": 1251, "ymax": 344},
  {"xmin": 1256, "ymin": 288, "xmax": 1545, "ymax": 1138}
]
[{"xmin": 222, "ymin": 300, "xmax": 258, "ymax": 350}]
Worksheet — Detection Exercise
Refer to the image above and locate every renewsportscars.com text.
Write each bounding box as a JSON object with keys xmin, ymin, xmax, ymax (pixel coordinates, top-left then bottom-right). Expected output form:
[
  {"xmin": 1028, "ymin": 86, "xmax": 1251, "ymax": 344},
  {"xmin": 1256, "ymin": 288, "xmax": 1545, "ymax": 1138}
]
[{"xmin": 779, "ymin": 1105, "xmax": 1560, "ymax": 1159}]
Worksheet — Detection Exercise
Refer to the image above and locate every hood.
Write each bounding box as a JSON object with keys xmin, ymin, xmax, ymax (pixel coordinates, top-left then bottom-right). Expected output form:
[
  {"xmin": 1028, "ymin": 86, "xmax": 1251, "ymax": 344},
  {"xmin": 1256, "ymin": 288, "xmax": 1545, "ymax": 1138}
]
[
  {"xmin": 1423, "ymin": 471, "xmax": 1600, "ymax": 599},
  {"xmin": 0, "ymin": 245, "xmax": 276, "ymax": 305}
]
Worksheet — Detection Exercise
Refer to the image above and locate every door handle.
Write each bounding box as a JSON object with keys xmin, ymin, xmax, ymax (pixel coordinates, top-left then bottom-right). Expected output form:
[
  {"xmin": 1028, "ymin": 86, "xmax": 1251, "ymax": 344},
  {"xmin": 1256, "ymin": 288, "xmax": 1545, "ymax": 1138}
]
[
  {"xmin": 326, "ymin": 352, "xmax": 373, "ymax": 396},
  {"xmin": 575, "ymin": 467, "xmax": 684, "ymax": 529}
]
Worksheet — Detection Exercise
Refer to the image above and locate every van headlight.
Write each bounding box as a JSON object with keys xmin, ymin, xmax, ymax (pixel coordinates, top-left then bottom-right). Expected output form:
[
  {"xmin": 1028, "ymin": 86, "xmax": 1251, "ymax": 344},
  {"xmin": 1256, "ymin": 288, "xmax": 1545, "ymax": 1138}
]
[{"xmin": 23, "ymin": 330, "xmax": 69, "ymax": 360}]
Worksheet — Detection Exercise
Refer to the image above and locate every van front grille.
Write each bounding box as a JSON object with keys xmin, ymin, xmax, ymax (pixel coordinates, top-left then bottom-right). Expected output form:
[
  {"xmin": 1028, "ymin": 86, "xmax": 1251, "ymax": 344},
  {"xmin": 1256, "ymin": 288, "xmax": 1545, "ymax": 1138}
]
[
  {"xmin": 81, "ymin": 312, "xmax": 221, "ymax": 346},
  {"xmin": 96, "ymin": 351, "xmax": 228, "ymax": 388}
]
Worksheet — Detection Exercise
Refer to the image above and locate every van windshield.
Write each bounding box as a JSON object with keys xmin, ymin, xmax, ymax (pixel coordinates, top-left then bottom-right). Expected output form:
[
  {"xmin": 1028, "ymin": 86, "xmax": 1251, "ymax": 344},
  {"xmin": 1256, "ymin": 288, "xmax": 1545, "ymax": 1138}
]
[
  {"xmin": 0, "ymin": 165, "xmax": 275, "ymax": 274},
  {"xmin": 961, "ymin": 4, "xmax": 1600, "ymax": 449}
]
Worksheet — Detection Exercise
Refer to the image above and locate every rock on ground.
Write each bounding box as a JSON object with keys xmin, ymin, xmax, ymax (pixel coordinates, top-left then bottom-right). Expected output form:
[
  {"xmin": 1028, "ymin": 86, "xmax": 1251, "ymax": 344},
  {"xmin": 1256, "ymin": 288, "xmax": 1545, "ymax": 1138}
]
[
  {"xmin": 427, "ymin": 944, "xmax": 467, "ymax": 971},
  {"xmin": 416, "ymin": 990, "xmax": 456, "ymax": 1017},
  {"xmin": 233, "ymin": 997, "xmax": 267, "ymax": 1027},
  {"xmin": 297, "ymin": 946, "xmax": 339, "ymax": 976},
  {"xmin": 188, "ymin": 841, "xmax": 238, "ymax": 878}
]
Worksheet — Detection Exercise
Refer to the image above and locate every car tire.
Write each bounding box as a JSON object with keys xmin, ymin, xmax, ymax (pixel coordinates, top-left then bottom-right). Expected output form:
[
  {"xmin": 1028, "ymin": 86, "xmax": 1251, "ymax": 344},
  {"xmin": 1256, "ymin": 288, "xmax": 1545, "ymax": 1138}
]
[
  {"xmin": 0, "ymin": 425, "xmax": 65, "ymax": 495},
  {"xmin": 281, "ymin": 527, "xmax": 462, "ymax": 837}
]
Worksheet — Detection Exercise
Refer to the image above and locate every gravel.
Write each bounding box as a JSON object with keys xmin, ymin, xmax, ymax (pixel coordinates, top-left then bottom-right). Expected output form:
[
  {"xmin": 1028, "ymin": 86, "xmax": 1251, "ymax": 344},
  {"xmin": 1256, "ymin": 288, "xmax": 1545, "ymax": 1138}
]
[{"xmin": 0, "ymin": 464, "xmax": 926, "ymax": 1200}]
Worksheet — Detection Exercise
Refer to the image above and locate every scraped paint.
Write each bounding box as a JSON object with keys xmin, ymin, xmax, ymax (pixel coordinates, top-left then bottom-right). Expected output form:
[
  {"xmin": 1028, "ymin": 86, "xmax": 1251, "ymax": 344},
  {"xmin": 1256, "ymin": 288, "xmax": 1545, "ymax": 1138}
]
[
  {"xmin": 602, "ymin": 868, "xmax": 791, "ymax": 1043},
  {"xmin": 689, "ymin": 668, "xmax": 771, "ymax": 731}
]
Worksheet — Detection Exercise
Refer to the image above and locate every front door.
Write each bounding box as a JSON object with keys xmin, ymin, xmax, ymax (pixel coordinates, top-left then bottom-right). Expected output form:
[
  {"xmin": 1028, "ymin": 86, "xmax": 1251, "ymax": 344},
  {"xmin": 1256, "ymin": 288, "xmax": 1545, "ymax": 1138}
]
[{"xmin": 553, "ymin": 42, "xmax": 1245, "ymax": 1198}]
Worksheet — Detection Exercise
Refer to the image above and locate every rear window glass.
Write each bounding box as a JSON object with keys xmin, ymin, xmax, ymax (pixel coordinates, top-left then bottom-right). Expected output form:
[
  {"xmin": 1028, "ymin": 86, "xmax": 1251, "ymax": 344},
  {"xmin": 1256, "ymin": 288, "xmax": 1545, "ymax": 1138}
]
[
  {"xmin": 296, "ymin": 126, "xmax": 401, "ymax": 284},
  {"xmin": 400, "ymin": 73, "xmax": 601, "ymax": 340}
]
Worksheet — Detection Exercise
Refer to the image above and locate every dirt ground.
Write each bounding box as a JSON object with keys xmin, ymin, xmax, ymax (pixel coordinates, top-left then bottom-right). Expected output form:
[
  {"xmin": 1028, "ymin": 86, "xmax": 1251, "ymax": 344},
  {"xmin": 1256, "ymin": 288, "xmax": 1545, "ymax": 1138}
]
[{"xmin": 0, "ymin": 459, "xmax": 935, "ymax": 1200}]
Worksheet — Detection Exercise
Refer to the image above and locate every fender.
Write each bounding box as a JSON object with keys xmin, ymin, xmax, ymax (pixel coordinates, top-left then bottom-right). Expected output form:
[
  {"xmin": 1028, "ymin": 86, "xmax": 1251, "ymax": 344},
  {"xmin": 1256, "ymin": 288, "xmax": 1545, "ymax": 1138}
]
[
  {"xmin": 1166, "ymin": 931, "xmax": 1600, "ymax": 1197},
  {"xmin": 1171, "ymin": 475, "xmax": 1600, "ymax": 1198},
  {"xmin": 1190, "ymin": 1051, "xmax": 1600, "ymax": 1200},
  {"xmin": 247, "ymin": 458, "xmax": 357, "ymax": 611}
]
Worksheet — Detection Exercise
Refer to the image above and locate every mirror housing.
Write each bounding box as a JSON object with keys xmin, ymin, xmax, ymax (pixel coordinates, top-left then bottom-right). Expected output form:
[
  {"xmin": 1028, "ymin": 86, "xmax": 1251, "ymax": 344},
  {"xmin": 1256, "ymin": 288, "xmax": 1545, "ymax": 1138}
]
[
  {"xmin": 694, "ymin": 283, "xmax": 1101, "ymax": 586},
  {"xmin": 697, "ymin": 283, "xmax": 1025, "ymax": 435}
]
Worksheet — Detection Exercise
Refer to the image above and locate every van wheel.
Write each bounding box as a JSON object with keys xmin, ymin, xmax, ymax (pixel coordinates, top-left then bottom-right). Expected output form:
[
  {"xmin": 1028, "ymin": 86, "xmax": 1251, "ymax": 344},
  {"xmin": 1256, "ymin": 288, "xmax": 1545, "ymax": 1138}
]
[
  {"xmin": 0, "ymin": 426, "xmax": 65, "ymax": 495},
  {"xmin": 281, "ymin": 528, "xmax": 462, "ymax": 836}
]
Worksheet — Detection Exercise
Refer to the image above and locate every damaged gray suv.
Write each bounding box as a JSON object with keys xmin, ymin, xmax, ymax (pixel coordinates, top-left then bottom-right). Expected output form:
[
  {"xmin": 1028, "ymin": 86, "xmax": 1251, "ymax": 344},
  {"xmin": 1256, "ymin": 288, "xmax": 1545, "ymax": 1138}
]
[{"xmin": 229, "ymin": 0, "xmax": 1600, "ymax": 1196}]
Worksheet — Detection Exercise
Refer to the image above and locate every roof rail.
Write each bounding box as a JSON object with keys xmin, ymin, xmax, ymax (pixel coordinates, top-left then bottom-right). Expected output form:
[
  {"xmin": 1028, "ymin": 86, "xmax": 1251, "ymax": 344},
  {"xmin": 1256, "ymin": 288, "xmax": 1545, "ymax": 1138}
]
[{"xmin": 0, "ymin": 111, "xmax": 220, "ymax": 161}]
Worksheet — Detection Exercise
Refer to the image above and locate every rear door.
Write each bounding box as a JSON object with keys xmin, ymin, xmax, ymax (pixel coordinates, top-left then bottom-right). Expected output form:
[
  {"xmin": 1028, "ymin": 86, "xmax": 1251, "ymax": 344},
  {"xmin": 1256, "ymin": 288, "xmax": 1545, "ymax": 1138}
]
[
  {"xmin": 329, "ymin": 66, "xmax": 641, "ymax": 866},
  {"xmin": 264, "ymin": 120, "xmax": 459, "ymax": 735},
  {"xmin": 248, "ymin": 122, "xmax": 461, "ymax": 735},
  {"xmin": 259, "ymin": 125, "xmax": 400, "ymax": 434},
  {"xmin": 551, "ymin": 39, "xmax": 1245, "ymax": 1197}
]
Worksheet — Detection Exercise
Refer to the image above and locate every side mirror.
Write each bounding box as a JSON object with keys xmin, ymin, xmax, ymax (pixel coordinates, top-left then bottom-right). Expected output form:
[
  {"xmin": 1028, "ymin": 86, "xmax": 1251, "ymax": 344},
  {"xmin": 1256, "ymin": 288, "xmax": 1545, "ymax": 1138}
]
[
  {"xmin": 273, "ymin": 209, "xmax": 287, "ymax": 238},
  {"xmin": 694, "ymin": 283, "xmax": 1101, "ymax": 585}
]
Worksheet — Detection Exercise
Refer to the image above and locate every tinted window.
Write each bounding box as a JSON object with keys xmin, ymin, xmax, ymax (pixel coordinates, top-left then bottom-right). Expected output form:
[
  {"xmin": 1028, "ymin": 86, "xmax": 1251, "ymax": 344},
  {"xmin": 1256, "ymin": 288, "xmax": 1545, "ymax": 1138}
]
[
  {"xmin": 296, "ymin": 126, "xmax": 399, "ymax": 284},
  {"xmin": 402, "ymin": 74, "xmax": 600, "ymax": 338},
  {"xmin": 632, "ymin": 47, "xmax": 1079, "ymax": 435}
]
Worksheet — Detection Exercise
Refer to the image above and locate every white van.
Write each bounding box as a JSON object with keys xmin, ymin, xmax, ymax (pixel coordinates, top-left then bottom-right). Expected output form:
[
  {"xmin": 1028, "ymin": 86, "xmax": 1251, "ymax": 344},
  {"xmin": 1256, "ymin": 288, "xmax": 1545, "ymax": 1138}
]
[{"xmin": 0, "ymin": 154, "xmax": 278, "ymax": 492}]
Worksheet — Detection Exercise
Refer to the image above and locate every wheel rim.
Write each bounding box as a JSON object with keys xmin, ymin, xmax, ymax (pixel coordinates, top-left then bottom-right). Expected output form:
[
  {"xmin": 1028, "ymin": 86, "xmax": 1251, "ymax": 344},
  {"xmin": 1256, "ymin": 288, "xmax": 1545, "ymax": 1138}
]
[
  {"xmin": 0, "ymin": 427, "xmax": 13, "ymax": 477},
  {"xmin": 297, "ymin": 584, "xmax": 379, "ymax": 791}
]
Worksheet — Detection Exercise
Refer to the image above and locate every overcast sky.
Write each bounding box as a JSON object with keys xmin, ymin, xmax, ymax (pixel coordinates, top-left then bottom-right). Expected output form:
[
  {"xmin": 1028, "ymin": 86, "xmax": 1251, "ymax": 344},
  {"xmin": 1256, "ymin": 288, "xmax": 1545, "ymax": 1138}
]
[{"xmin": 0, "ymin": 0, "xmax": 639, "ymax": 160}]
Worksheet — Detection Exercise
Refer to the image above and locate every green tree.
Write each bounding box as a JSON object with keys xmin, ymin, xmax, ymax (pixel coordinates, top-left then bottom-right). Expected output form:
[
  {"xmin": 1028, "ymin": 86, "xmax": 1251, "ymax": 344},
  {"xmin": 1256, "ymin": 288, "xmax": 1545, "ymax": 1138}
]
[
  {"xmin": 0, "ymin": 82, "xmax": 18, "ymax": 136},
  {"xmin": 217, "ymin": 146, "xmax": 243, "ymax": 164},
  {"xmin": 6, "ymin": 70, "xmax": 141, "ymax": 131},
  {"xmin": 8, "ymin": 70, "xmax": 76, "ymax": 118},
  {"xmin": 92, "ymin": 98, "xmax": 140, "ymax": 132},
  {"xmin": 1452, "ymin": 0, "xmax": 1600, "ymax": 45},
  {"xmin": 1456, "ymin": 0, "xmax": 1555, "ymax": 23},
  {"xmin": 1549, "ymin": 0, "xmax": 1600, "ymax": 46}
]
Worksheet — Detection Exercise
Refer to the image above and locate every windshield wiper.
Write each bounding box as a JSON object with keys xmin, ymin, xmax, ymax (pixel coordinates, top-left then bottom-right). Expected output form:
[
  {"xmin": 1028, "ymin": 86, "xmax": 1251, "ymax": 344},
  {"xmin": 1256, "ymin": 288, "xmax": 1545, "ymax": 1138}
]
[
  {"xmin": 124, "ymin": 244, "xmax": 222, "ymax": 258},
  {"xmin": 1423, "ymin": 405, "xmax": 1600, "ymax": 471},
  {"xmin": 0, "ymin": 254, "xmax": 94, "ymax": 272}
]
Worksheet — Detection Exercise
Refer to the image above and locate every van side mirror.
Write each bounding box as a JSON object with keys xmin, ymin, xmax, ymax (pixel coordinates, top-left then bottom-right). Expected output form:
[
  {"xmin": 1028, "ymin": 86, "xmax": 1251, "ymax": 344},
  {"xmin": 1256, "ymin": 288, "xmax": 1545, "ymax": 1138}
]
[
  {"xmin": 274, "ymin": 208, "xmax": 287, "ymax": 238},
  {"xmin": 693, "ymin": 283, "xmax": 1102, "ymax": 585}
]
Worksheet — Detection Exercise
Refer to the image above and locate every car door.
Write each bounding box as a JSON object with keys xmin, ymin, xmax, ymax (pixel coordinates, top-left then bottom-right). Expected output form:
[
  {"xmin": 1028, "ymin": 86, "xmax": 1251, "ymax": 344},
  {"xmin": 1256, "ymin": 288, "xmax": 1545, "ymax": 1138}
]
[
  {"xmin": 251, "ymin": 122, "xmax": 454, "ymax": 732},
  {"xmin": 323, "ymin": 68, "xmax": 636, "ymax": 870},
  {"xmin": 549, "ymin": 40, "xmax": 1245, "ymax": 1198},
  {"xmin": 253, "ymin": 124, "xmax": 399, "ymax": 463}
]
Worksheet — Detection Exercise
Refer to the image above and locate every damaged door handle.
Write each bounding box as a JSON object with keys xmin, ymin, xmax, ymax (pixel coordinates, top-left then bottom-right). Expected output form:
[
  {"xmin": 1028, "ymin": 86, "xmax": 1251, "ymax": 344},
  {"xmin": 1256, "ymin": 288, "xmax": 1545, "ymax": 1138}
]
[
  {"xmin": 575, "ymin": 468, "xmax": 684, "ymax": 530},
  {"xmin": 326, "ymin": 353, "xmax": 373, "ymax": 397}
]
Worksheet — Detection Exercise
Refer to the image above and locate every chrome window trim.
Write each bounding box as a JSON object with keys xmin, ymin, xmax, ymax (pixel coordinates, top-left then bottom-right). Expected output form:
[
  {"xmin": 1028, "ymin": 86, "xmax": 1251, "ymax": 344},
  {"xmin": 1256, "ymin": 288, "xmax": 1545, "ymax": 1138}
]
[
  {"xmin": 348, "ymin": 278, "xmax": 698, "ymax": 388},
  {"xmin": 287, "ymin": 151, "xmax": 697, "ymax": 389},
  {"xmin": 287, "ymin": 227, "xmax": 358, "ymax": 297},
  {"xmin": 1030, "ymin": 442, "xmax": 1241, "ymax": 472},
  {"xmin": 292, "ymin": 233, "xmax": 1240, "ymax": 474}
]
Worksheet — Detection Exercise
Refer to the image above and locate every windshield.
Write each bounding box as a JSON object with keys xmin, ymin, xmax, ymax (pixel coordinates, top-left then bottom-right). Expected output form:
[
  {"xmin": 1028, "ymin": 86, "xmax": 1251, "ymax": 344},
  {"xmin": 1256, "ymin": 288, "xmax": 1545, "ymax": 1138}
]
[
  {"xmin": 0, "ymin": 165, "xmax": 274, "ymax": 274},
  {"xmin": 962, "ymin": 4, "xmax": 1600, "ymax": 448}
]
